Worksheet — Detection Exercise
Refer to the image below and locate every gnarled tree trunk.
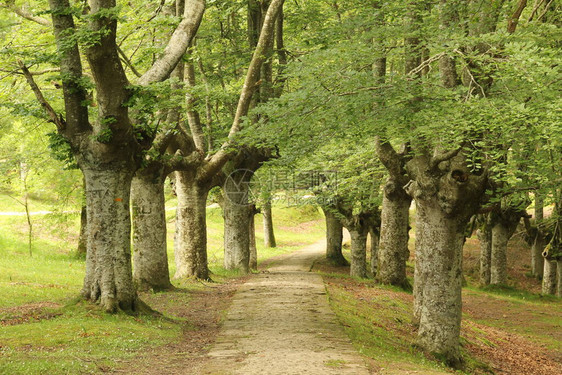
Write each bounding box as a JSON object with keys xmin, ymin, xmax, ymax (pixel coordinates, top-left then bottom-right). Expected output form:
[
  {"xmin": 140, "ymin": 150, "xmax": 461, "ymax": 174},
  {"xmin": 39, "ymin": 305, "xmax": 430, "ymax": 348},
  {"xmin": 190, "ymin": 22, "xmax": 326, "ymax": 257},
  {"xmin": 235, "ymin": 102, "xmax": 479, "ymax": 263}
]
[
  {"xmin": 131, "ymin": 168, "xmax": 172, "ymax": 291},
  {"xmin": 557, "ymin": 260, "xmax": 562, "ymax": 298},
  {"xmin": 174, "ymin": 170, "xmax": 210, "ymax": 280},
  {"xmin": 406, "ymin": 152, "xmax": 487, "ymax": 367},
  {"xmin": 322, "ymin": 207, "xmax": 347, "ymax": 265},
  {"xmin": 377, "ymin": 185, "xmax": 411, "ymax": 287},
  {"xmin": 82, "ymin": 167, "xmax": 137, "ymax": 313}
]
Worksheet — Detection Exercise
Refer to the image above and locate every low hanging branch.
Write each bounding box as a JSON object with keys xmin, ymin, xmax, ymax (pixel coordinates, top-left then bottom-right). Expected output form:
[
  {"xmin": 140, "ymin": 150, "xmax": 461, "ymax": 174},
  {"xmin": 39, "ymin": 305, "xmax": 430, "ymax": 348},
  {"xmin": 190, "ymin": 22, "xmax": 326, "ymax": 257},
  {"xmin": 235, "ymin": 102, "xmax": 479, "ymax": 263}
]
[{"xmin": 18, "ymin": 60, "xmax": 66, "ymax": 132}]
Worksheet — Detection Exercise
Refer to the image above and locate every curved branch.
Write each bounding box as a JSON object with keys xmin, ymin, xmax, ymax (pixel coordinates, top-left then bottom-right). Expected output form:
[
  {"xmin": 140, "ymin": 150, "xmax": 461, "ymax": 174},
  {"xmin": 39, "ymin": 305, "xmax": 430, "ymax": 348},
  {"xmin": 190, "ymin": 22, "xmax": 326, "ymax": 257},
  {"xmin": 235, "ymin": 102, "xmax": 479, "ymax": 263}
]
[
  {"xmin": 203, "ymin": 0, "xmax": 285, "ymax": 181},
  {"xmin": 138, "ymin": 0, "xmax": 205, "ymax": 86},
  {"xmin": 3, "ymin": 1, "xmax": 51, "ymax": 26}
]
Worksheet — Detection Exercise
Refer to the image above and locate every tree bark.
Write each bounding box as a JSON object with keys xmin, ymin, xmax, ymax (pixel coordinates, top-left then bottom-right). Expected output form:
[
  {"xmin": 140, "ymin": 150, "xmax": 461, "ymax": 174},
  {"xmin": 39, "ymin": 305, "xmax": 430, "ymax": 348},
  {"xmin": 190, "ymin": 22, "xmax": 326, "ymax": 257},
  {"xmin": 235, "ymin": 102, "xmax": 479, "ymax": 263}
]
[
  {"xmin": 377, "ymin": 186, "xmax": 411, "ymax": 287},
  {"xmin": 477, "ymin": 224, "xmax": 492, "ymax": 286},
  {"xmin": 76, "ymin": 204, "xmax": 88, "ymax": 257},
  {"xmin": 490, "ymin": 215, "xmax": 520, "ymax": 285},
  {"xmin": 542, "ymin": 259, "xmax": 557, "ymax": 295},
  {"xmin": 406, "ymin": 152, "xmax": 487, "ymax": 367},
  {"xmin": 174, "ymin": 170, "xmax": 210, "ymax": 280},
  {"xmin": 223, "ymin": 172, "xmax": 252, "ymax": 273},
  {"xmin": 262, "ymin": 200, "xmax": 276, "ymax": 248},
  {"xmin": 82, "ymin": 167, "xmax": 137, "ymax": 313},
  {"xmin": 249, "ymin": 207, "xmax": 258, "ymax": 271},
  {"xmin": 322, "ymin": 207, "xmax": 347, "ymax": 265},
  {"xmin": 531, "ymin": 233, "xmax": 545, "ymax": 278},
  {"xmin": 532, "ymin": 195, "xmax": 545, "ymax": 278},
  {"xmin": 369, "ymin": 228, "xmax": 380, "ymax": 277},
  {"xmin": 413, "ymin": 200, "xmax": 465, "ymax": 366},
  {"xmin": 131, "ymin": 168, "xmax": 172, "ymax": 291},
  {"xmin": 349, "ymin": 229, "xmax": 368, "ymax": 279},
  {"xmin": 556, "ymin": 259, "xmax": 562, "ymax": 298}
]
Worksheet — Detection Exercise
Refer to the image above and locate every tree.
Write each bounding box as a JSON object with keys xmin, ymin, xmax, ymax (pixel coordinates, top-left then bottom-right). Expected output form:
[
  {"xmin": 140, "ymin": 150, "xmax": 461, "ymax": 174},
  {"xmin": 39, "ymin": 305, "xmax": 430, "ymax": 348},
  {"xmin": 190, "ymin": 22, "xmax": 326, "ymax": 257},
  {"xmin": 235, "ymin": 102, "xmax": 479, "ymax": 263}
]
[{"xmin": 14, "ymin": 0, "xmax": 204, "ymax": 312}]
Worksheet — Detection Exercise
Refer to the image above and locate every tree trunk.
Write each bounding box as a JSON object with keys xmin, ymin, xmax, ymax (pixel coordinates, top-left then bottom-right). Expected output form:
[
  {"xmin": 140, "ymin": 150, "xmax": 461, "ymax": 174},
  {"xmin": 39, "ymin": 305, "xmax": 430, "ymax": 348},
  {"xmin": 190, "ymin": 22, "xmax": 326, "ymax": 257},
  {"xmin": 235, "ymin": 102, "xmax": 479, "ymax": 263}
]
[
  {"xmin": 249, "ymin": 207, "xmax": 258, "ymax": 271},
  {"xmin": 76, "ymin": 204, "xmax": 88, "ymax": 257},
  {"xmin": 369, "ymin": 228, "xmax": 380, "ymax": 277},
  {"xmin": 532, "ymin": 196, "xmax": 545, "ymax": 278},
  {"xmin": 557, "ymin": 260, "xmax": 562, "ymax": 298},
  {"xmin": 477, "ymin": 224, "xmax": 492, "ymax": 286},
  {"xmin": 414, "ymin": 201, "xmax": 465, "ymax": 366},
  {"xmin": 490, "ymin": 217, "xmax": 519, "ymax": 285},
  {"xmin": 131, "ymin": 169, "xmax": 172, "ymax": 291},
  {"xmin": 542, "ymin": 259, "xmax": 557, "ymax": 295},
  {"xmin": 82, "ymin": 167, "xmax": 137, "ymax": 313},
  {"xmin": 322, "ymin": 207, "xmax": 347, "ymax": 265},
  {"xmin": 349, "ymin": 229, "xmax": 368, "ymax": 278},
  {"xmin": 377, "ymin": 189, "xmax": 411, "ymax": 287},
  {"xmin": 531, "ymin": 233, "xmax": 545, "ymax": 278},
  {"xmin": 262, "ymin": 200, "xmax": 276, "ymax": 248},
  {"xmin": 223, "ymin": 170, "xmax": 252, "ymax": 273},
  {"xmin": 174, "ymin": 171, "xmax": 210, "ymax": 280}
]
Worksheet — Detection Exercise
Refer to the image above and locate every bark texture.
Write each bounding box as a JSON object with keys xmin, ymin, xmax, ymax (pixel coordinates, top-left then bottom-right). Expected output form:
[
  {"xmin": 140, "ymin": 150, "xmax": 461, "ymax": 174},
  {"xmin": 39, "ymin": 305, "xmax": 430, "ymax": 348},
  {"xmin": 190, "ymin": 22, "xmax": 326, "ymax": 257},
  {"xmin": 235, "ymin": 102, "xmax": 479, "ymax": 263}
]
[
  {"xmin": 249, "ymin": 205, "xmax": 258, "ymax": 271},
  {"xmin": 174, "ymin": 170, "xmax": 210, "ymax": 280},
  {"xmin": 82, "ymin": 168, "xmax": 137, "ymax": 313},
  {"xmin": 477, "ymin": 223, "xmax": 492, "ymax": 286},
  {"xmin": 131, "ymin": 168, "xmax": 172, "ymax": 291},
  {"xmin": 542, "ymin": 259, "xmax": 557, "ymax": 295},
  {"xmin": 322, "ymin": 207, "xmax": 347, "ymax": 266},
  {"xmin": 369, "ymin": 228, "xmax": 380, "ymax": 277},
  {"xmin": 349, "ymin": 229, "xmax": 369, "ymax": 279},
  {"xmin": 557, "ymin": 260, "xmax": 562, "ymax": 298},
  {"xmin": 262, "ymin": 200, "xmax": 277, "ymax": 248},
  {"xmin": 375, "ymin": 139, "xmax": 412, "ymax": 288},
  {"xmin": 490, "ymin": 215, "xmax": 519, "ymax": 285},
  {"xmin": 377, "ymin": 188, "xmax": 411, "ymax": 287},
  {"xmin": 223, "ymin": 169, "xmax": 253, "ymax": 274},
  {"xmin": 406, "ymin": 153, "xmax": 487, "ymax": 367},
  {"xmin": 76, "ymin": 204, "xmax": 88, "ymax": 257}
]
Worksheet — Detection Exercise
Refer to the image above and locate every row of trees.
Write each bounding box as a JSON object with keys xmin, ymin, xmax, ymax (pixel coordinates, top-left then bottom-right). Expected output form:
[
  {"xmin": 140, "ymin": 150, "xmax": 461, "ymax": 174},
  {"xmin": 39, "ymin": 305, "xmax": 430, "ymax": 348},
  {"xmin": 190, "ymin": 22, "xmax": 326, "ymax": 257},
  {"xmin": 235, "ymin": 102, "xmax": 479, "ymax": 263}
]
[{"xmin": 1, "ymin": 0, "xmax": 560, "ymax": 369}]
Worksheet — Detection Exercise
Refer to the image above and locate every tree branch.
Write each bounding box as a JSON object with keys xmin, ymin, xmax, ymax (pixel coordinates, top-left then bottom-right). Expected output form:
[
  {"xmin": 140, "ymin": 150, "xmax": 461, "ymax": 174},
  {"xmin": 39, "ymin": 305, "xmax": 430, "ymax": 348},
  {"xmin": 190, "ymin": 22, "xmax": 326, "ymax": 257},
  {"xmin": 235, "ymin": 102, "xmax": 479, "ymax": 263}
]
[
  {"xmin": 507, "ymin": 0, "xmax": 527, "ymax": 34},
  {"xmin": 138, "ymin": 0, "xmax": 205, "ymax": 86},
  {"xmin": 3, "ymin": 1, "xmax": 51, "ymax": 26},
  {"xmin": 48, "ymin": 0, "xmax": 91, "ymax": 137},
  {"xmin": 430, "ymin": 146, "xmax": 463, "ymax": 169},
  {"xmin": 185, "ymin": 49, "xmax": 207, "ymax": 153},
  {"xmin": 117, "ymin": 46, "xmax": 141, "ymax": 77},
  {"xmin": 375, "ymin": 136, "xmax": 402, "ymax": 177},
  {"xmin": 18, "ymin": 60, "xmax": 66, "ymax": 132},
  {"xmin": 202, "ymin": 0, "xmax": 285, "ymax": 181}
]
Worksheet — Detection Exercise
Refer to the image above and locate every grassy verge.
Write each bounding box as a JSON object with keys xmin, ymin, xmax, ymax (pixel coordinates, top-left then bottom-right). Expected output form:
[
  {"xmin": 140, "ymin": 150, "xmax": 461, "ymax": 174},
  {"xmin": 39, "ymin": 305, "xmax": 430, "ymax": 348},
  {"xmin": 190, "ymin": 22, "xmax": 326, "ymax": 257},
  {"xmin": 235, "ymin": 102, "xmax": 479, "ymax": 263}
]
[{"xmin": 315, "ymin": 257, "xmax": 561, "ymax": 375}]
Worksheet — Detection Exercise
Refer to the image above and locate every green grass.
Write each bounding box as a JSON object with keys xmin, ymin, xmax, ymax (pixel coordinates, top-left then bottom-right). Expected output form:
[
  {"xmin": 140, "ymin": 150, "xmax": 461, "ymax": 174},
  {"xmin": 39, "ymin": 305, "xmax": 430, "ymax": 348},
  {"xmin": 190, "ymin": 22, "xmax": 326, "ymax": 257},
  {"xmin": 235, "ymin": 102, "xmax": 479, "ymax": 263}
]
[{"xmin": 0, "ymin": 302, "xmax": 181, "ymax": 375}]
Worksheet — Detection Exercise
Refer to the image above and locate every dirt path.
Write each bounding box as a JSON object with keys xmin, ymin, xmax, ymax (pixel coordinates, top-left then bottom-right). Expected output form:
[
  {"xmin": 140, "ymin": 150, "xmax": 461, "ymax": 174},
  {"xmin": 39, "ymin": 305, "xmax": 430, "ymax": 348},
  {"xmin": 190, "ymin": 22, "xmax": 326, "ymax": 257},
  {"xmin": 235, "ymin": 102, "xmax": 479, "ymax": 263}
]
[{"xmin": 201, "ymin": 240, "xmax": 371, "ymax": 375}]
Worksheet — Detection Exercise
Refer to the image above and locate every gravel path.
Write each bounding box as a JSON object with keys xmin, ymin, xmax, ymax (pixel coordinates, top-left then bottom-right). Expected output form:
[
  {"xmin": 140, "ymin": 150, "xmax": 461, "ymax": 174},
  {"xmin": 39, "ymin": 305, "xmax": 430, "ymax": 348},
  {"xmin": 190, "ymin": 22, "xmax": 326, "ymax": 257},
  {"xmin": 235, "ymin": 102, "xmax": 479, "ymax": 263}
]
[{"xmin": 201, "ymin": 241, "xmax": 370, "ymax": 375}]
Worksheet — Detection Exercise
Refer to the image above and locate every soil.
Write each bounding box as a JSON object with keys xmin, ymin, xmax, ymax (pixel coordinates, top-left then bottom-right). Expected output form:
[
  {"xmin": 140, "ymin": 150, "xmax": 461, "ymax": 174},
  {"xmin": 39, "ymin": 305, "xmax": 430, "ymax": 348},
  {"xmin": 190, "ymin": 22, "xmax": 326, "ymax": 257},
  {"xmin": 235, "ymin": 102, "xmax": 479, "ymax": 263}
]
[{"xmin": 0, "ymin": 302, "xmax": 62, "ymax": 326}]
